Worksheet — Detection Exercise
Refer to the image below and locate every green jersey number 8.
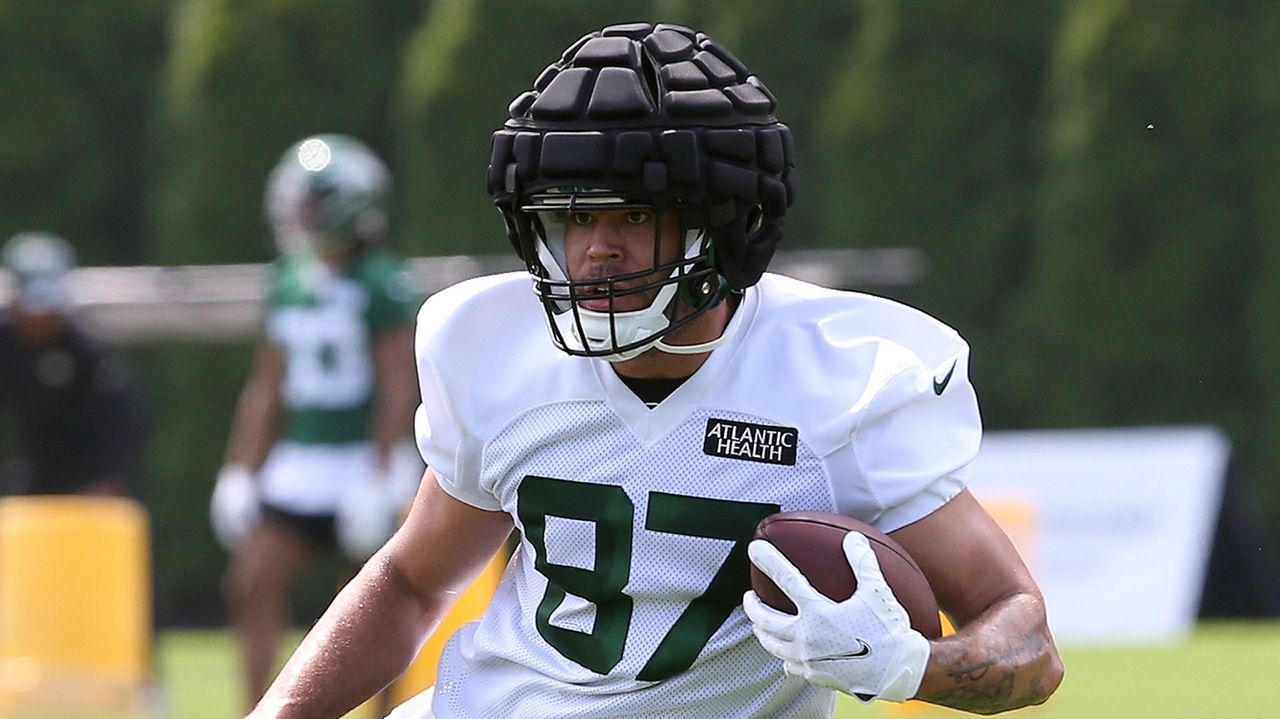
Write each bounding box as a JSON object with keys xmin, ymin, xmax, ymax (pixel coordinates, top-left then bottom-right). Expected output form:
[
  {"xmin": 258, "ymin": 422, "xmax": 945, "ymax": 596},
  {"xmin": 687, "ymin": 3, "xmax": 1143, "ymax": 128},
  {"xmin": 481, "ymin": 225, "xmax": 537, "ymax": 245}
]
[
  {"xmin": 275, "ymin": 309, "xmax": 372, "ymax": 407},
  {"xmin": 517, "ymin": 475, "xmax": 779, "ymax": 681}
]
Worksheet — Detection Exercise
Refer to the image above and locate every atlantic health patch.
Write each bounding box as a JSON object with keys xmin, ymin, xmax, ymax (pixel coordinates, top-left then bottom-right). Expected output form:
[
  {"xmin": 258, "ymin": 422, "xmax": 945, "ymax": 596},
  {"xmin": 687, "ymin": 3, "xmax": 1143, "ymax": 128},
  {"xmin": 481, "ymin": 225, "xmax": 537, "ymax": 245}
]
[{"xmin": 703, "ymin": 418, "xmax": 798, "ymax": 466}]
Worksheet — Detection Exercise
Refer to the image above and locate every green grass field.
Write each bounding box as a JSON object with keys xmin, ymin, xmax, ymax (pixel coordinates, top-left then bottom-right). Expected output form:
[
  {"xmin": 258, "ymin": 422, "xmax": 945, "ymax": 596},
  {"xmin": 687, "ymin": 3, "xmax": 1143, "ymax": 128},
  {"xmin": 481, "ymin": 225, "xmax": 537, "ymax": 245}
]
[{"xmin": 10, "ymin": 621, "xmax": 1279, "ymax": 718}]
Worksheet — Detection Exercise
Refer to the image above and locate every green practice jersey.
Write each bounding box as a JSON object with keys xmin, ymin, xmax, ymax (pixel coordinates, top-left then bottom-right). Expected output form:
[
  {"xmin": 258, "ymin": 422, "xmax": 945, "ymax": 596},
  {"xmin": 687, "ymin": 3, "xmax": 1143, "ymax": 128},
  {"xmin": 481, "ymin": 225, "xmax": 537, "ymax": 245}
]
[{"xmin": 266, "ymin": 249, "xmax": 420, "ymax": 444}]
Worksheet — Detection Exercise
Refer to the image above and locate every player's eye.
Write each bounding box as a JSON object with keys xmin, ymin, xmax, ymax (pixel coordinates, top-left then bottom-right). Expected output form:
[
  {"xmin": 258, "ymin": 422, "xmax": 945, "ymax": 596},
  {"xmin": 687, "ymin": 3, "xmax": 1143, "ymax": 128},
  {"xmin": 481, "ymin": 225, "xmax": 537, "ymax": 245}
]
[
  {"xmin": 624, "ymin": 209, "xmax": 653, "ymax": 225},
  {"xmin": 568, "ymin": 212, "xmax": 594, "ymax": 226}
]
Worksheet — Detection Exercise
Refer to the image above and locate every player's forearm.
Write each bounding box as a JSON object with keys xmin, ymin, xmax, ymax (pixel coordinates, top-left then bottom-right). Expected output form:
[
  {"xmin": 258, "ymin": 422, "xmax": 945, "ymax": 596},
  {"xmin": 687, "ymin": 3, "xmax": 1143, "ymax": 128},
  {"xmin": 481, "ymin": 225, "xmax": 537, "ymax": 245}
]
[
  {"xmin": 250, "ymin": 553, "xmax": 437, "ymax": 719},
  {"xmin": 914, "ymin": 592, "xmax": 1063, "ymax": 714}
]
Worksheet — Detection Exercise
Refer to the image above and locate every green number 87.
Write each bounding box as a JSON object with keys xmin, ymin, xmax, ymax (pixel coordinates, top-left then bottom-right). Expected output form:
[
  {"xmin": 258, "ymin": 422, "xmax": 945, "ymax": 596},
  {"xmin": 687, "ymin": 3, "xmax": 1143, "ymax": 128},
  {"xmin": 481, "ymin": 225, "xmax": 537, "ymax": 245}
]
[{"xmin": 517, "ymin": 475, "xmax": 779, "ymax": 681}]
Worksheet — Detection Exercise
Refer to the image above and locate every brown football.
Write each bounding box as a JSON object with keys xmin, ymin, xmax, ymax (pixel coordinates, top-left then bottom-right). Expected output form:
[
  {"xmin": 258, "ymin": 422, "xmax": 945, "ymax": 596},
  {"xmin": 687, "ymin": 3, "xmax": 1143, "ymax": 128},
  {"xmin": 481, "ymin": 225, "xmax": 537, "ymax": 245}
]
[{"xmin": 750, "ymin": 511, "xmax": 943, "ymax": 639}]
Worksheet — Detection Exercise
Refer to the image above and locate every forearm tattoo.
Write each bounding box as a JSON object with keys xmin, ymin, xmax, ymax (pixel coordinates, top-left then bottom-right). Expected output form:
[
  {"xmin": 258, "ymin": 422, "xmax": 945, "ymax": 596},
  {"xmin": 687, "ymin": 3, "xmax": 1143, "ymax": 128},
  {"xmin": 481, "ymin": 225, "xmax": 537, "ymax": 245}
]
[{"xmin": 921, "ymin": 626, "xmax": 1056, "ymax": 713}]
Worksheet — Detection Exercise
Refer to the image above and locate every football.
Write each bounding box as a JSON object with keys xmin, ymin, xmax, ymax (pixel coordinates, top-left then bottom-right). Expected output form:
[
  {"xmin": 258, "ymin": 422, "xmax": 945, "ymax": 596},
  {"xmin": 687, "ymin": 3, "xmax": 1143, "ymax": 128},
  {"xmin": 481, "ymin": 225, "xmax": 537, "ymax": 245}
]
[{"xmin": 750, "ymin": 511, "xmax": 943, "ymax": 639}]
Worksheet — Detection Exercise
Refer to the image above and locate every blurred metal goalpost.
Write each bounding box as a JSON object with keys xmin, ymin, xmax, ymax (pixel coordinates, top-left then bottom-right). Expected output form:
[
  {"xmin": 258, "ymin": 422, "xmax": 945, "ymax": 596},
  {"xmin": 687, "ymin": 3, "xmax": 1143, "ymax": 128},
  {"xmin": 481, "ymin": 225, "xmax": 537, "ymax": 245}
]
[{"xmin": 0, "ymin": 248, "xmax": 926, "ymax": 344}]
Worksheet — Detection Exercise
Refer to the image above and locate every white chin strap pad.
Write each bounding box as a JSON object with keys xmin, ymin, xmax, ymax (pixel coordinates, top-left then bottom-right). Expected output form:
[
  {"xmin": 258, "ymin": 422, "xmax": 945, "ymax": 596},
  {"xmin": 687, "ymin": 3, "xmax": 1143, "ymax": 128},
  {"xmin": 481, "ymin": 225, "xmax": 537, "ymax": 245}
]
[
  {"xmin": 562, "ymin": 288, "xmax": 737, "ymax": 363},
  {"xmin": 556, "ymin": 281, "xmax": 679, "ymax": 361},
  {"xmin": 540, "ymin": 227, "xmax": 711, "ymax": 362}
]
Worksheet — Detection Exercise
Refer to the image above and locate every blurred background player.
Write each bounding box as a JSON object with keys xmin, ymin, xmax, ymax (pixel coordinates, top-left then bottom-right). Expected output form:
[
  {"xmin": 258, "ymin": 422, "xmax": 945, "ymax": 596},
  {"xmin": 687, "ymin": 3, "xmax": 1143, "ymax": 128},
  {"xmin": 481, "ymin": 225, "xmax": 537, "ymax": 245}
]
[
  {"xmin": 0, "ymin": 232, "xmax": 151, "ymax": 498},
  {"xmin": 208, "ymin": 134, "xmax": 423, "ymax": 709}
]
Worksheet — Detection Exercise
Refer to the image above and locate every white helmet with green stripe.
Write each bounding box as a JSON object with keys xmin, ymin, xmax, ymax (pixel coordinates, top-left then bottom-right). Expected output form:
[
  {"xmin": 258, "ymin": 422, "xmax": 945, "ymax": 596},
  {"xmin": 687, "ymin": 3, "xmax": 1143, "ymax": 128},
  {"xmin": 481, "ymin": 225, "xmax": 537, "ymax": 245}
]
[
  {"xmin": 3, "ymin": 231, "xmax": 77, "ymax": 312},
  {"xmin": 265, "ymin": 134, "xmax": 391, "ymax": 256}
]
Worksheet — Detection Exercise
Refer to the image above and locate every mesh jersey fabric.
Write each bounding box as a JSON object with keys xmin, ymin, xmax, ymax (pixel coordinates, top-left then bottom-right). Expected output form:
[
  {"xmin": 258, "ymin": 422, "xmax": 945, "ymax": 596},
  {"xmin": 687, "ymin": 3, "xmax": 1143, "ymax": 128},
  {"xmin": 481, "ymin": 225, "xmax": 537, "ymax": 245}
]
[
  {"xmin": 266, "ymin": 248, "xmax": 419, "ymax": 444},
  {"xmin": 412, "ymin": 272, "xmax": 981, "ymax": 718}
]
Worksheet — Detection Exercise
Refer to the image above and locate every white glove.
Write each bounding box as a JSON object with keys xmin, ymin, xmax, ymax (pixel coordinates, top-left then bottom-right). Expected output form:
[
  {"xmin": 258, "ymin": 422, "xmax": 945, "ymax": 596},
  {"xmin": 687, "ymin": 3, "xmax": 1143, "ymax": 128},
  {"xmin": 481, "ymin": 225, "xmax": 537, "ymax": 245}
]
[
  {"xmin": 210, "ymin": 464, "xmax": 261, "ymax": 550},
  {"xmin": 335, "ymin": 473, "xmax": 403, "ymax": 563},
  {"xmin": 742, "ymin": 531, "xmax": 931, "ymax": 703}
]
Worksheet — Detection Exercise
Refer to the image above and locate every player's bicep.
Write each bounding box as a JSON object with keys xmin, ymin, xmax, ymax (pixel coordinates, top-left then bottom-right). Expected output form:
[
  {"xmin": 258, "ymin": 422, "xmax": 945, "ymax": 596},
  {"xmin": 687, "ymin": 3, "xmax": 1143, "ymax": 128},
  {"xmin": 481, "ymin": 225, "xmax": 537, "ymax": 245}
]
[
  {"xmin": 889, "ymin": 489, "xmax": 1038, "ymax": 627},
  {"xmin": 385, "ymin": 467, "xmax": 512, "ymax": 609}
]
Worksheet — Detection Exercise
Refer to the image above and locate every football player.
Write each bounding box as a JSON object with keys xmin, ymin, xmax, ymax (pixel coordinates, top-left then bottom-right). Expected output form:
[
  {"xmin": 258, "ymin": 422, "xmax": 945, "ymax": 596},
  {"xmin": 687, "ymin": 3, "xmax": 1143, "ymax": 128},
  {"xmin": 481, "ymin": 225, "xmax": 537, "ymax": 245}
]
[
  {"xmin": 249, "ymin": 24, "xmax": 1062, "ymax": 719},
  {"xmin": 1, "ymin": 232, "xmax": 151, "ymax": 499},
  {"xmin": 210, "ymin": 134, "xmax": 423, "ymax": 709}
]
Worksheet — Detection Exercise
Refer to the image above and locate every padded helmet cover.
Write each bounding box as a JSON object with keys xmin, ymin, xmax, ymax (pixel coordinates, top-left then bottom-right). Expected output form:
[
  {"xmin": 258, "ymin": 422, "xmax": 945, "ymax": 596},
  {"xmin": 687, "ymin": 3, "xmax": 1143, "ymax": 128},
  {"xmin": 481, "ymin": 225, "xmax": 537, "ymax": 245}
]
[{"xmin": 487, "ymin": 22, "xmax": 797, "ymax": 290}]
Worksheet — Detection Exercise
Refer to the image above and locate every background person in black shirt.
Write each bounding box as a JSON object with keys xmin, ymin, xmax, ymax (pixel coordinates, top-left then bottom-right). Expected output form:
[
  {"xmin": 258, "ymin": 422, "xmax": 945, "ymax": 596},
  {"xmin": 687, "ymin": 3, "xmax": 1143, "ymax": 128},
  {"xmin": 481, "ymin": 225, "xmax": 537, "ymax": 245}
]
[{"xmin": 0, "ymin": 232, "xmax": 150, "ymax": 497}]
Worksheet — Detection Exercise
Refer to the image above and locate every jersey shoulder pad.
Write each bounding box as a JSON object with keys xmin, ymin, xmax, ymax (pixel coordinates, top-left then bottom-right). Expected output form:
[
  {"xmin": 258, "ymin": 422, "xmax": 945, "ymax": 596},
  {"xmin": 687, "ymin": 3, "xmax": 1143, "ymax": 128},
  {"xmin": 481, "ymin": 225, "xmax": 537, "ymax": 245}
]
[
  {"xmin": 354, "ymin": 250, "xmax": 420, "ymax": 327},
  {"xmin": 266, "ymin": 254, "xmax": 309, "ymax": 307},
  {"xmin": 415, "ymin": 272, "xmax": 533, "ymax": 356},
  {"xmin": 756, "ymin": 273, "xmax": 967, "ymax": 370}
]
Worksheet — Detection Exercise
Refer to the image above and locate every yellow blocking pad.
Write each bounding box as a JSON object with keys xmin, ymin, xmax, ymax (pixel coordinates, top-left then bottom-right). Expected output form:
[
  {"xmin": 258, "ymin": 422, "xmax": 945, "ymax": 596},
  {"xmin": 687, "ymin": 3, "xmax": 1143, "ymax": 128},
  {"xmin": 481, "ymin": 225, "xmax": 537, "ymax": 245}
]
[
  {"xmin": 344, "ymin": 548, "xmax": 507, "ymax": 715},
  {"xmin": 390, "ymin": 549, "xmax": 507, "ymax": 704},
  {"xmin": 0, "ymin": 495, "xmax": 151, "ymax": 713}
]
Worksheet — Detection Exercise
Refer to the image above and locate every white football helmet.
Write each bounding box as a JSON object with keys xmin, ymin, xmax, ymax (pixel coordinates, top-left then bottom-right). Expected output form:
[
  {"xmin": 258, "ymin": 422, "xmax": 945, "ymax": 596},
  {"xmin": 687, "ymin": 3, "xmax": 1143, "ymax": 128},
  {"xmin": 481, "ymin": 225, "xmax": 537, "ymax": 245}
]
[{"xmin": 265, "ymin": 134, "xmax": 391, "ymax": 256}]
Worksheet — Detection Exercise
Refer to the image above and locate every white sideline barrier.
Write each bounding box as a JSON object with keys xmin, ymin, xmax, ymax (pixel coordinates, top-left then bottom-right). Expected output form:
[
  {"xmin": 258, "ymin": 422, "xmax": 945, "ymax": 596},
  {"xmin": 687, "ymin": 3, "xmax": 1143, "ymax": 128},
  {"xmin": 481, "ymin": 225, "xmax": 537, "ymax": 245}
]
[
  {"xmin": 0, "ymin": 248, "xmax": 927, "ymax": 343},
  {"xmin": 967, "ymin": 426, "xmax": 1230, "ymax": 645}
]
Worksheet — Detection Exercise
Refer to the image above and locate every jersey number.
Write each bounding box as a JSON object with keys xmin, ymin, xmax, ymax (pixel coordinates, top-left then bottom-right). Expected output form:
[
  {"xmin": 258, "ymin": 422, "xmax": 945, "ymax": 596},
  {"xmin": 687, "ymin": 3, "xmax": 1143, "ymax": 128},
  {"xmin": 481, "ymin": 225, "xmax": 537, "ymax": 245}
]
[
  {"xmin": 276, "ymin": 308, "xmax": 372, "ymax": 405},
  {"xmin": 517, "ymin": 475, "xmax": 778, "ymax": 681}
]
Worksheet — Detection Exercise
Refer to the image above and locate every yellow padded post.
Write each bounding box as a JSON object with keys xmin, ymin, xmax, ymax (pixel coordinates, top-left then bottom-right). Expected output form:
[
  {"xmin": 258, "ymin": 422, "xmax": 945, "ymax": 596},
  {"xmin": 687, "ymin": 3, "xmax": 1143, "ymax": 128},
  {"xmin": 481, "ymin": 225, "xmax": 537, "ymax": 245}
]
[
  {"xmin": 0, "ymin": 495, "xmax": 151, "ymax": 713},
  {"xmin": 388, "ymin": 548, "xmax": 507, "ymax": 705}
]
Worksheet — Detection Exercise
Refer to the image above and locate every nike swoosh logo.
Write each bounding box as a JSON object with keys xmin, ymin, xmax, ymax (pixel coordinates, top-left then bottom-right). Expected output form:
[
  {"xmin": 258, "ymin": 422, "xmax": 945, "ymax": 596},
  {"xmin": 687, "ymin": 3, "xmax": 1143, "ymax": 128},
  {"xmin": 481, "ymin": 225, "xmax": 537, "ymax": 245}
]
[
  {"xmin": 815, "ymin": 639, "xmax": 873, "ymax": 661},
  {"xmin": 933, "ymin": 360, "xmax": 957, "ymax": 396}
]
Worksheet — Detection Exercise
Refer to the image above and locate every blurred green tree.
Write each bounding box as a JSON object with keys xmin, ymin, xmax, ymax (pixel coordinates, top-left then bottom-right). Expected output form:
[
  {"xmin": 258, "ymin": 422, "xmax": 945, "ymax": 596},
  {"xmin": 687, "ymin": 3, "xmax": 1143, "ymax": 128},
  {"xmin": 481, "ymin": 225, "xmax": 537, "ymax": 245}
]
[
  {"xmin": 1244, "ymin": 3, "xmax": 1280, "ymax": 523},
  {"xmin": 128, "ymin": 344, "xmax": 250, "ymax": 625},
  {"xmin": 144, "ymin": 0, "xmax": 422, "ymax": 624},
  {"xmin": 0, "ymin": 0, "xmax": 167, "ymax": 264},
  {"xmin": 151, "ymin": 0, "xmax": 423, "ymax": 264},
  {"xmin": 395, "ymin": 3, "xmax": 858, "ymax": 256},
  {"xmin": 813, "ymin": 0, "xmax": 1057, "ymax": 424},
  {"xmin": 395, "ymin": 1, "xmax": 654, "ymax": 256},
  {"xmin": 1008, "ymin": 0, "xmax": 1263, "ymax": 439},
  {"xmin": 647, "ymin": 0, "xmax": 861, "ymax": 247}
]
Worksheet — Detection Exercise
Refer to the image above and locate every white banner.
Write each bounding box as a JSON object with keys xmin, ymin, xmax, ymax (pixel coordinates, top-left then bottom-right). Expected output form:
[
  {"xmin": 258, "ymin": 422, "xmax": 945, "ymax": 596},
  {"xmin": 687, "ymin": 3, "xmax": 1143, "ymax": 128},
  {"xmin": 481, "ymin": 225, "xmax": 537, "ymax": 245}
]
[{"xmin": 966, "ymin": 426, "xmax": 1230, "ymax": 644}]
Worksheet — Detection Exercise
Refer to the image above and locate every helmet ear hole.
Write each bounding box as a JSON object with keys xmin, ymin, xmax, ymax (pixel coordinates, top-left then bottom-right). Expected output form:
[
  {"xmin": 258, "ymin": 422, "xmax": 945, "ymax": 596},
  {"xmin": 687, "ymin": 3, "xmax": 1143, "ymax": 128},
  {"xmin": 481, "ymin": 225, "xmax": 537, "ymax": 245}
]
[
  {"xmin": 745, "ymin": 204, "xmax": 765, "ymax": 235},
  {"xmin": 500, "ymin": 208, "xmax": 523, "ymax": 257},
  {"xmin": 678, "ymin": 272, "xmax": 724, "ymax": 310}
]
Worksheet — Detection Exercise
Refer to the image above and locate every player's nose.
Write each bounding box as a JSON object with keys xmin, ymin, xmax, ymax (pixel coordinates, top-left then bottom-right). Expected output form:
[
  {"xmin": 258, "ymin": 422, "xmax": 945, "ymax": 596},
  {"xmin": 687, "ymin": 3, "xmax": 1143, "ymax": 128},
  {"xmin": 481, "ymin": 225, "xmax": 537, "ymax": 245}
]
[{"xmin": 584, "ymin": 218, "xmax": 627, "ymax": 260}]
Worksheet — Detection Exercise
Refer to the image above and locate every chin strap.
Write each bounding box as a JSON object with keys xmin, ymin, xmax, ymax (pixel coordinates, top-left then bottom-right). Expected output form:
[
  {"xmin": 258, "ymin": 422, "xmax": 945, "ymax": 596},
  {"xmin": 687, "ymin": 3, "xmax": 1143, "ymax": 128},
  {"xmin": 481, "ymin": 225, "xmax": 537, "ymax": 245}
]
[
  {"xmin": 597, "ymin": 325, "xmax": 730, "ymax": 362},
  {"xmin": 596, "ymin": 330, "xmax": 728, "ymax": 363},
  {"xmin": 653, "ymin": 334, "xmax": 729, "ymax": 356},
  {"xmin": 599, "ymin": 283, "xmax": 738, "ymax": 361},
  {"xmin": 652, "ymin": 281, "xmax": 738, "ymax": 356},
  {"xmin": 651, "ymin": 310, "xmax": 736, "ymax": 356}
]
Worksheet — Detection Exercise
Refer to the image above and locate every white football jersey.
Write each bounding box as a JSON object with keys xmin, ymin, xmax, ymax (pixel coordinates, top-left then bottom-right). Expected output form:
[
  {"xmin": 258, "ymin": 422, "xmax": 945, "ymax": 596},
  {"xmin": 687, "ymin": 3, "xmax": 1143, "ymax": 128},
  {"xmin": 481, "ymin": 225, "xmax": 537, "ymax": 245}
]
[{"xmin": 412, "ymin": 272, "xmax": 981, "ymax": 719}]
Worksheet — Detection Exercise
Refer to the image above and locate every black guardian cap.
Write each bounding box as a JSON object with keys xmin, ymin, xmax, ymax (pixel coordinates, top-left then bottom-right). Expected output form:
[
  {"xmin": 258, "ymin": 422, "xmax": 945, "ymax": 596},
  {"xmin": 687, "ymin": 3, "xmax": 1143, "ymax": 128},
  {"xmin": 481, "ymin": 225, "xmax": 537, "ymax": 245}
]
[{"xmin": 488, "ymin": 23, "xmax": 796, "ymax": 360}]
